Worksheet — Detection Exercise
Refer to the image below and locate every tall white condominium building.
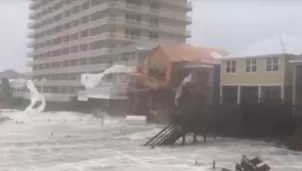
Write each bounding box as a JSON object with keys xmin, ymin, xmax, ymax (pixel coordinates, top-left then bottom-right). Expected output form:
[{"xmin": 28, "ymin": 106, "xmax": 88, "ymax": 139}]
[{"xmin": 28, "ymin": 0, "xmax": 192, "ymax": 101}]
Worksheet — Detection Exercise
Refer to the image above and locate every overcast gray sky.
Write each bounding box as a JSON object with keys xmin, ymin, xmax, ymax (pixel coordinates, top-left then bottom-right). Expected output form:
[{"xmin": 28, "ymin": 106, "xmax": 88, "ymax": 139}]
[{"xmin": 0, "ymin": 0, "xmax": 302, "ymax": 72}]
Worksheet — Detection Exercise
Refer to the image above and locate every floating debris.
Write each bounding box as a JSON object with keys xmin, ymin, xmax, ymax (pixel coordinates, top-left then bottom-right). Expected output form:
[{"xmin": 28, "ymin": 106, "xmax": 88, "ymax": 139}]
[{"xmin": 222, "ymin": 155, "xmax": 270, "ymax": 171}]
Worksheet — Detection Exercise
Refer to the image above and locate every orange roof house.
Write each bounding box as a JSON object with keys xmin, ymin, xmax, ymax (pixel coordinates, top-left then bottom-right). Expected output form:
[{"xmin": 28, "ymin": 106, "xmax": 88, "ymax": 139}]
[{"xmin": 128, "ymin": 44, "xmax": 229, "ymax": 90}]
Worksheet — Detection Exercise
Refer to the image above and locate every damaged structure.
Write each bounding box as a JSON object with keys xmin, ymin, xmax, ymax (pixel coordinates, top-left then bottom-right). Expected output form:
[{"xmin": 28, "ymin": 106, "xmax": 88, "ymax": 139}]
[{"xmin": 127, "ymin": 44, "xmax": 228, "ymax": 121}]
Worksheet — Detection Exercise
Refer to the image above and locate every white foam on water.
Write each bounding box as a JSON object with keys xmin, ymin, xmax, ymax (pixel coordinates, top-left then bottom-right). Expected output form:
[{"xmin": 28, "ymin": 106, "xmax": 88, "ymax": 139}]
[
  {"xmin": 24, "ymin": 80, "xmax": 46, "ymax": 113},
  {"xmin": 81, "ymin": 64, "xmax": 134, "ymax": 89}
]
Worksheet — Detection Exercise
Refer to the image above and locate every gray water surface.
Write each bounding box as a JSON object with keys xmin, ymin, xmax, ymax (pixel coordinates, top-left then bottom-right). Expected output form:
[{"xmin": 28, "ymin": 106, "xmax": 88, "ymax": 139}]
[{"xmin": 0, "ymin": 109, "xmax": 301, "ymax": 171}]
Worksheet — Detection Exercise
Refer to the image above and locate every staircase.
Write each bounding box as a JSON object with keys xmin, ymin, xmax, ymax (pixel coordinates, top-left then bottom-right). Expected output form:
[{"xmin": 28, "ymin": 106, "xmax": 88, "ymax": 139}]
[{"xmin": 145, "ymin": 124, "xmax": 184, "ymax": 148}]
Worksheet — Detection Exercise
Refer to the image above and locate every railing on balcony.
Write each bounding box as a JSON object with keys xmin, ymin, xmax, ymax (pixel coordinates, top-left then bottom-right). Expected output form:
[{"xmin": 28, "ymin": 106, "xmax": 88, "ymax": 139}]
[{"xmin": 109, "ymin": 1, "xmax": 190, "ymax": 23}]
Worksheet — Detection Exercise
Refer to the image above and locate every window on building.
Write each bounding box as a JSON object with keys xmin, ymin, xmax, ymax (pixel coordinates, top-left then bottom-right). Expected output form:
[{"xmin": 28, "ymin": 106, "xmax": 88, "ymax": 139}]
[
  {"xmin": 89, "ymin": 26, "xmax": 102, "ymax": 36},
  {"xmin": 80, "ymin": 44, "xmax": 88, "ymax": 51},
  {"xmin": 81, "ymin": 1, "xmax": 90, "ymax": 10},
  {"xmin": 70, "ymin": 33, "xmax": 79, "ymax": 41},
  {"xmin": 89, "ymin": 40, "xmax": 102, "ymax": 50},
  {"xmin": 124, "ymin": 29, "xmax": 140, "ymax": 40},
  {"xmin": 63, "ymin": 61, "xmax": 69, "ymax": 67},
  {"xmin": 89, "ymin": 56, "xmax": 103, "ymax": 64},
  {"xmin": 69, "ymin": 73, "xmax": 77, "ymax": 80},
  {"xmin": 80, "ymin": 29, "xmax": 89, "ymax": 37},
  {"xmin": 69, "ymin": 87, "xmax": 76, "ymax": 94},
  {"xmin": 266, "ymin": 57, "xmax": 278, "ymax": 72},
  {"xmin": 91, "ymin": 0, "xmax": 102, "ymax": 6},
  {"xmin": 150, "ymin": 3, "xmax": 159, "ymax": 11},
  {"xmin": 246, "ymin": 59, "xmax": 257, "ymax": 72},
  {"xmin": 79, "ymin": 58, "xmax": 87, "ymax": 66},
  {"xmin": 64, "ymin": 10, "xmax": 71, "ymax": 17},
  {"xmin": 64, "ymin": 22, "xmax": 70, "ymax": 29},
  {"xmin": 149, "ymin": 63, "xmax": 166, "ymax": 81},
  {"xmin": 60, "ymin": 86, "xmax": 68, "ymax": 93},
  {"xmin": 125, "ymin": 14, "xmax": 141, "ymax": 24},
  {"xmin": 91, "ymin": 11, "xmax": 103, "ymax": 21},
  {"xmin": 63, "ymin": 35, "xmax": 70, "ymax": 42},
  {"xmin": 65, "ymin": 0, "xmax": 72, "ymax": 4},
  {"xmin": 62, "ymin": 73, "xmax": 68, "ymax": 80},
  {"xmin": 70, "ymin": 59, "xmax": 78, "ymax": 66},
  {"xmin": 149, "ymin": 18, "xmax": 159, "ymax": 27},
  {"xmin": 62, "ymin": 48, "xmax": 70, "ymax": 55},
  {"xmin": 72, "ymin": 6, "xmax": 80, "ymax": 14},
  {"xmin": 71, "ymin": 19, "xmax": 79, "ymax": 27},
  {"xmin": 149, "ymin": 32, "xmax": 158, "ymax": 40},
  {"xmin": 70, "ymin": 46, "xmax": 78, "ymax": 53},
  {"xmin": 81, "ymin": 16, "xmax": 89, "ymax": 24},
  {"xmin": 121, "ymin": 53, "xmax": 130, "ymax": 61},
  {"xmin": 126, "ymin": 0, "xmax": 141, "ymax": 7},
  {"xmin": 226, "ymin": 60, "xmax": 236, "ymax": 73}
]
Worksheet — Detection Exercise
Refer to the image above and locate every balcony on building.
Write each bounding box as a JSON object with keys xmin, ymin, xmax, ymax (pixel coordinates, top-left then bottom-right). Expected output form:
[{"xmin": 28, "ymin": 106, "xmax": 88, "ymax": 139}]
[
  {"xmin": 27, "ymin": 41, "xmax": 34, "ymax": 48},
  {"xmin": 29, "ymin": 2, "xmax": 38, "ymax": 10},
  {"xmin": 28, "ymin": 22, "xmax": 36, "ymax": 29},
  {"xmin": 27, "ymin": 51, "xmax": 34, "ymax": 57},
  {"xmin": 186, "ymin": 2, "xmax": 193, "ymax": 11},
  {"xmin": 26, "ymin": 60, "xmax": 33, "ymax": 67},
  {"xmin": 28, "ymin": 31, "xmax": 35, "ymax": 38}
]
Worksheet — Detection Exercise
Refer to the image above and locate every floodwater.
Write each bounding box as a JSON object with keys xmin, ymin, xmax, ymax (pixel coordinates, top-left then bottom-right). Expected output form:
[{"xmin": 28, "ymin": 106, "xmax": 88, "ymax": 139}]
[{"xmin": 0, "ymin": 109, "xmax": 302, "ymax": 171}]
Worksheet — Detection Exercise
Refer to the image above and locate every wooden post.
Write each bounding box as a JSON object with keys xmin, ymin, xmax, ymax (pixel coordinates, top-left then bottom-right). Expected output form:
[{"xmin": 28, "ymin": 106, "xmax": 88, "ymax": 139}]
[
  {"xmin": 193, "ymin": 133, "xmax": 197, "ymax": 144},
  {"xmin": 182, "ymin": 133, "xmax": 186, "ymax": 145},
  {"xmin": 258, "ymin": 85, "xmax": 261, "ymax": 103},
  {"xmin": 203, "ymin": 135, "xmax": 207, "ymax": 142},
  {"xmin": 293, "ymin": 65, "xmax": 297, "ymax": 116},
  {"xmin": 220, "ymin": 85, "xmax": 223, "ymax": 104},
  {"xmin": 212, "ymin": 160, "xmax": 216, "ymax": 169},
  {"xmin": 237, "ymin": 85, "xmax": 241, "ymax": 104}
]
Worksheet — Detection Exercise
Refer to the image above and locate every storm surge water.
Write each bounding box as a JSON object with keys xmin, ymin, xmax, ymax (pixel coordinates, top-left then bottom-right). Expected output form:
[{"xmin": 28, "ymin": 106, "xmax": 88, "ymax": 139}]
[{"xmin": 1, "ymin": 110, "xmax": 302, "ymax": 171}]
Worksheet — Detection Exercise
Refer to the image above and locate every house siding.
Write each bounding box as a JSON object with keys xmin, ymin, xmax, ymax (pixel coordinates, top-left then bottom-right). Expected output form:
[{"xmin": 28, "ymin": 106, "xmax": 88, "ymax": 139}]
[
  {"xmin": 221, "ymin": 57, "xmax": 286, "ymax": 85},
  {"xmin": 145, "ymin": 47, "xmax": 173, "ymax": 83}
]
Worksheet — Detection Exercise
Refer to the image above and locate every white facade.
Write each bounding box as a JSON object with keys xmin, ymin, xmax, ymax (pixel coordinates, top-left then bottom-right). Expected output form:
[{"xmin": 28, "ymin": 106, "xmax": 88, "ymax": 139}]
[{"xmin": 28, "ymin": 0, "xmax": 192, "ymax": 101}]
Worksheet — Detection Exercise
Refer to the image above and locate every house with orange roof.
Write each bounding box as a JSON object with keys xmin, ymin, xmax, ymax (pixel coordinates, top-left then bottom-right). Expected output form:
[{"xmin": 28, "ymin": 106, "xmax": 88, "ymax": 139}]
[
  {"xmin": 137, "ymin": 44, "xmax": 228, "ymax": 89},
  {"xmin": 127, "ymin": 43, "xmax": 229, "ymax": 116}
]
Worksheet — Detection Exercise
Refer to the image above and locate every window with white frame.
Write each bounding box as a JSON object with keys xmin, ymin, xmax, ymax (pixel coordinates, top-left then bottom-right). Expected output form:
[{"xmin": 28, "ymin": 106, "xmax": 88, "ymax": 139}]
[
  {"xmin": 246, "ymin": 59, "xmax": 257, "ymax": 72},
  {"xmin": 226, "ymin": 60, "xmax": 236, "ymax": 73},
  {"xmin": 266, "ymin": 57, "xmax": 278, "ymax": 72}
]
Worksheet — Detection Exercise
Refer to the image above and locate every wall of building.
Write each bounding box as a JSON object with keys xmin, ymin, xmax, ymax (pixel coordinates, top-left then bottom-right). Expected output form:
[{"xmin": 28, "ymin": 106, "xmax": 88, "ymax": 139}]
[
  {"xmin": 144, "ymin": 47, "xmax": 173, "ymax": 83},
  {"xmin": 28, "ymin": 0, "xmax": 191, "ymax": 101},
  {"xmin": 221, "ymin": 56, "xmax": 286, "ymax": 85}
]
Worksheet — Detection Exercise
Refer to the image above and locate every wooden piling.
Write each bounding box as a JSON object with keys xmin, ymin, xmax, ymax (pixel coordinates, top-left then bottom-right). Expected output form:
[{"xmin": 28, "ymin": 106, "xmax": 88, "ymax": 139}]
[
  {"xmin": 193, "ymin": 133, "xmax": 197, "ymax": 144},
  {"xmin": 182, "ymin": 133, "xmax": 186, "ymax": 145}
]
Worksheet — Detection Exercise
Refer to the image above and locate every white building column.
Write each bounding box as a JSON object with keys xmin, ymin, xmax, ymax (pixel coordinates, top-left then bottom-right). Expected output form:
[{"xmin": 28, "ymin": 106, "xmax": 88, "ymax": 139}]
[
  {"xmin": 237, "ymin": 85, "xmax": 241, "ymax": 104},
  {"xmin": 219, "ymin": 85, "xmax": 223, "ymax": 104},
  {"xmin": 293, "ymin": 65, "xmax": 297, "ymax": 105},
  {"xmin": 258, "ymin": 85, "xmax": 261, "ymax": 103},
  {"xmin": 281, "ymin": 84, "xmax": 284, "ymax": 103}
]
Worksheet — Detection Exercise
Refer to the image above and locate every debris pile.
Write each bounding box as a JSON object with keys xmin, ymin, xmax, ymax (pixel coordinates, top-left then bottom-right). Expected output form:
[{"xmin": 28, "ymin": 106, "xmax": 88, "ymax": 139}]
[{"xmin": 222, "ymin": 155, "xmax": 270, "ymax": 171}]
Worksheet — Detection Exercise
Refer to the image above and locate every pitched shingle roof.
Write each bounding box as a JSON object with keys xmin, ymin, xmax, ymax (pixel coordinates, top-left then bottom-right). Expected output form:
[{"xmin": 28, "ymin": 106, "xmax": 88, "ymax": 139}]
[
  {"xmin": 158, "ymin": 44, "xmax": 229, "ymax": 64},
  {"xmin": 225, "ymin": 33, "xmax": 302, "ymax": 59}
]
